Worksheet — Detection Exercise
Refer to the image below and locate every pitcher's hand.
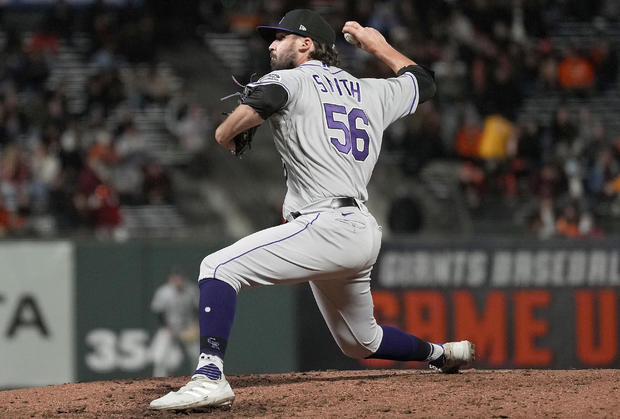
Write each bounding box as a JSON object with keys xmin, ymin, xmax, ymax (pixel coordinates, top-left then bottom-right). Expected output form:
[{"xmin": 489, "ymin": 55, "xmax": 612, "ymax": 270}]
[{"xmin": 342, "ymin": 21, "xmax": 388, "ymax": 56}]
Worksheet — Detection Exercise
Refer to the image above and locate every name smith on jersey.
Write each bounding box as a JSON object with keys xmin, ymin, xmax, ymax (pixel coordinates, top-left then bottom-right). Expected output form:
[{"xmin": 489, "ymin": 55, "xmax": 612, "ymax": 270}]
[{"xmin": 312, "ymin": 74, "xmax": 361, "ymax": 103}]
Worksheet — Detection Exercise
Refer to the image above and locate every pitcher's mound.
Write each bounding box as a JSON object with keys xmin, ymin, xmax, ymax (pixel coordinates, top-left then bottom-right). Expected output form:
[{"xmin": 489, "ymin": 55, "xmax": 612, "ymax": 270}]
[{"xmin": 1, "ymin": 369, "xmax": 619, "ymax": 418}]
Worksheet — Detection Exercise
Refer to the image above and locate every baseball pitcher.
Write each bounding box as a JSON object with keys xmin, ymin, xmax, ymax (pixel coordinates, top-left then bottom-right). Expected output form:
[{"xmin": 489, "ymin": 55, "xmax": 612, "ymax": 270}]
[{"xmin": 150, "ymin": 9, "xmax": 474, "ymax": 411}]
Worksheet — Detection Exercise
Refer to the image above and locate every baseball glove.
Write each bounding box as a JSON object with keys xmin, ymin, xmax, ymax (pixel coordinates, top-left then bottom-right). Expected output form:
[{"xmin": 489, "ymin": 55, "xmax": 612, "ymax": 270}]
[
  {"xmin": 221, "ymin": 75, "xmax": 259, "ymax": 157},
  {"xmin": 231, "ymin": 125, "xmax": 257, "ymax": 156}
]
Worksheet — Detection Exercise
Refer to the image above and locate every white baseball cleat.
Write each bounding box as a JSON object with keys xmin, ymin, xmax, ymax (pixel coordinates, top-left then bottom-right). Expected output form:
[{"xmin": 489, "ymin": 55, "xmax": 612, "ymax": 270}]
[
  {"xmin": 149, "ymin": 354, "xmax": 235, "ymax": 410},
  {"xmin": 429, "ymin": 340, "xmax": 475, "ymax": 374}
]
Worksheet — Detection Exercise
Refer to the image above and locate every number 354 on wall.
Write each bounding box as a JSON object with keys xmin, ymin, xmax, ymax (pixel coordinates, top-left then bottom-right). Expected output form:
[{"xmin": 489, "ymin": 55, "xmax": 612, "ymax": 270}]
[{"xmin": 85, "ymin": 328, "xmax": 184, "ymax": 373}]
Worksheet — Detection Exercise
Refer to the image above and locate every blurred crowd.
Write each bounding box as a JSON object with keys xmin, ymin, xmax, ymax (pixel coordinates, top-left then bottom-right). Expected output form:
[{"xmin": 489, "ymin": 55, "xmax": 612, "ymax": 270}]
[
  {"xmin": 214, "ymin": 0, "xmax": 620, "ymax": 238},
  {"xmin": 2, "ymin": 0, "xmax": 620, "ymax": 239},
  {"xmin": 0, "ymin": 0, "xmax": 213, "ymax": 239}
]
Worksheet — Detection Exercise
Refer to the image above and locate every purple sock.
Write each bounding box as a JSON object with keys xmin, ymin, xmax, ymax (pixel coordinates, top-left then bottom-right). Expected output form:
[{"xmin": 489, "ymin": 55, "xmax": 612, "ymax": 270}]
[
  {"xmin": 368, "ymin": 325, "xmax": 432, "ymax": 361},
  {"xmin": 198, "ymin": 278, "xmax": 237, "ymax": 359}
]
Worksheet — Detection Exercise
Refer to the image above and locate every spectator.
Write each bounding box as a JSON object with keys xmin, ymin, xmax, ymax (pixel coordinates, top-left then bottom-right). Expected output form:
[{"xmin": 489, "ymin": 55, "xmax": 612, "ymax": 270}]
[
  {"xmin": 118, "ymin": 14, "xmax": 157, "ymax": 64},
  {"xmin": 590, "ymin": 37, "xmax": 618, "ymax": 91},
  {"xmin": 388, "ymin": 195, "xmax": 423, "ymax": 234},
  {"xmin": 86, "ymin": 69, "xmax": 124, "ymax": 116},
  {"xmin": 486, "ymin": 52, "xmax": 522, "ymax": 119},
  {"xmin": 587, "ymin": 147, "xmax": 618, "ymax": 197},
  {"xmin": 455, "ymin": 108, "xmax": 483, "ymax": 159},
  {"xmin": 173, "ymin": 103, "xmax": 210, "ymax": 154},
  {"xmin": 530, "ymin": 196, "xmax": 556, "ymax": 239},
  {"xmin": 110, "ymin": 163, "xmax": 143, "ymax": 205},
  {"xmin": 21, "ymin": 49, "xmax": 52, "ymax": 93},
  {"xmin": 556, "ymin": 202, "xmax": 581, "ymax": 238},
  {"xmin": 531, "ymin": 162, "xmax": 566, "ymax": 201},
  {"xmin": 459, "ymin": 161, "xmax": 485, "ymax": 208},
  {"xmin": 2, "ymin": 91, "xmax": 29, "ymax": 141},
  {"xmin": 401, "ymin": 105, "xmax": 444, "ymax": 174},
  {"xmin": 90, "ymin": 184, "xmax": 123, "ymax": 239},
  {"xmin": 516, "ymin": 120, "xmax": 545, "ymax": 169},
  {"xmin": 30, "ymin": 142, "xmax": 61, "ymax": 210},
  {"xmin": 537, "ymin": 50, "xmax": 560, "ymax": 92},
  {"xmin": 432, "ymin": 44, "xmax": 467, "ymax": 102},
  {"xmin": 477, "ymin": 114, "xmax": 516, "ymax": 160},
  {"xmin": 114, "ymin": 121, "xmax": 148, "ymax": 164},
  {"xmin": 45, "ymin": 0, "xmax": 76, "ymax": 43},
  {"xmin": 58, "ymin": 118, "xmax": 84, "ymax": 173},
  {"xmin": 144, "ymin": 65, "xmax": 173, "ymax": 106},
  {"xmin": 550, "ymin": 104, "xmax": 578, "ymax": 160},
  {"xmin": 88, "ymin": 130, "xmax": 117, "ymax": 166},
  {"xmin": 167, "ymin": 97, "xmax": 212, "ymax": 176},
  {"xmin": 579, "ymin": 211, "xmax": 604, "ymax": 237},
  {"xmin": 74, "ymin": 156, "xmax": 104, "ymax": 224},
  {"xmin": 86, "ymin": 1, "xmax": 119, "ymax": 55},
  {"xmin": 48, "ymin": 171, "xmax": 80, "ymax": 231},
  {"xmin": 27, "ymin": 21, "xmax": 60, "ymax": 57},
  {"xmin": 143, "ymin": 160, "xmax": 173, "ymax": 205},
  {"xmin": 0, "ymin": 145, "xmax": 29, "ymax": 213},
  {"xmin": 89, "ymin": 40, "xmax": 123, "ymax": 72},
  {"xmin": 557, "ymin": 45, "xmax": 595, "ymax": 93}
]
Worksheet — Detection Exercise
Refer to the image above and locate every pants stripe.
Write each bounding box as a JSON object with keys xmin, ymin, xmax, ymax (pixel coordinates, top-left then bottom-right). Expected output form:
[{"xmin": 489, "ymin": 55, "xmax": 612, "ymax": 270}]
[{"xmin": 212, "ymin": 213, "xmax": 321, "ymax": 280}]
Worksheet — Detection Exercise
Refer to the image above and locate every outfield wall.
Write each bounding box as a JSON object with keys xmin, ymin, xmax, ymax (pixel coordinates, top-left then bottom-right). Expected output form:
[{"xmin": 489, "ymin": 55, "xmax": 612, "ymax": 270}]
[
  {"xmin": 0, "ymin": 242, "xmax": 75, "ymax": 387},
  {"xmin": 371, "ymin": 239, "xmax": 620, "ymax": 370},
  {"xmin": 1, "ymin": 239, "xmax": 619, "ymax": 388}
]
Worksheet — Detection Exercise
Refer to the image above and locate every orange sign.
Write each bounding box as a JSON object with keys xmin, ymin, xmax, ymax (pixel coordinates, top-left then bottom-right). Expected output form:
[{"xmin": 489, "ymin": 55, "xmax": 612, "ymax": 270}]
[{"xmin": 360, "ymin": 289, "xmax": 619, "ymax": 369}]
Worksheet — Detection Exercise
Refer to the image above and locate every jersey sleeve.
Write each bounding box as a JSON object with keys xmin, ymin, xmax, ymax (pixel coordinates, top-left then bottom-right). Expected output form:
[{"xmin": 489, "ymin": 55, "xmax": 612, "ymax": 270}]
[
  {"xmin": 242, "ymin": 83, "xmax": 288, "ymax": 120},
  {"xmin": 397, "ymin": 65, "xmax": 436, "ymax": 103},
  {"xmin": 376, "ymin": 72, "xmax": 421, "ymax": 127},
  {"xmin": 246, "ymin": 70, "xmax": 302, "ymax": 111}
]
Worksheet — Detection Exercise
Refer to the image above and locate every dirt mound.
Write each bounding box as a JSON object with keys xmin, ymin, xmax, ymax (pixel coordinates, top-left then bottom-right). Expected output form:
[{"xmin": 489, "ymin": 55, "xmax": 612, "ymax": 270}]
[{"xmin": 1, "ymin": 369, "xmax": 618, "ymax": 418}]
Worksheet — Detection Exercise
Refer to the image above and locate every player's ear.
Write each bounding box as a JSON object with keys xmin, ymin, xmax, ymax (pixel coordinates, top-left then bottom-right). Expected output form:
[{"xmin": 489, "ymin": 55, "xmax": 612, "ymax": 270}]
[{"xmin": 298, "ymin": 36, "xmax": 314, "ymax": 53}]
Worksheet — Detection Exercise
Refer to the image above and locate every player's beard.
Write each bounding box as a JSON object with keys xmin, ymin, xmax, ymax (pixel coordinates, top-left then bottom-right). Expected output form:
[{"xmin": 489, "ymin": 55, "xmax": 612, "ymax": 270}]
[{"xmin": 270, "ymin": 50, "xmax": 297, "ymax": 70}]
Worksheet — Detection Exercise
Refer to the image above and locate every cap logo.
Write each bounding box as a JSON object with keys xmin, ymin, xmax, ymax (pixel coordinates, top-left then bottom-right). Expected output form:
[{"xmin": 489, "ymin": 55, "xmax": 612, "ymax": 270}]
[{"xmin": 299, "ymin": 24, "xmax": 307, "ymax": 31}]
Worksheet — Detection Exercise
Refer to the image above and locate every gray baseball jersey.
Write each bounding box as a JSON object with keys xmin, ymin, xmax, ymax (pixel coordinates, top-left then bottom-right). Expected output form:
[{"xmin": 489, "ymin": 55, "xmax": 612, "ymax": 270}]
[
  {"xmin": 200, "ymin": 60, "xmax": 425, "ymax": 359},
  {"xmin": 247, "ymin": 59, "xmax": 419, "ymax": 216}
]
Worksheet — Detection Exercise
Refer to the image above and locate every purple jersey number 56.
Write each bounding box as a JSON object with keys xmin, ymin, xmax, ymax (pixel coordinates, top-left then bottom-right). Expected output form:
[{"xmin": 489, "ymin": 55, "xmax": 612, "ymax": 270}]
[{"xmin": 324, "ymin": 103, "xmax": 370, "ymax": 161}]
